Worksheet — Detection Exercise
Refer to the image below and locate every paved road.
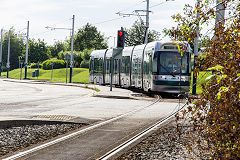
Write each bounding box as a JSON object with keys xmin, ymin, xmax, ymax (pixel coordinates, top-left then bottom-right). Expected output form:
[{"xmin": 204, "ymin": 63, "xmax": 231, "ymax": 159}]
[{"xmin": 0, "ymin": 79, "xmax": 153, "ymax": 123}]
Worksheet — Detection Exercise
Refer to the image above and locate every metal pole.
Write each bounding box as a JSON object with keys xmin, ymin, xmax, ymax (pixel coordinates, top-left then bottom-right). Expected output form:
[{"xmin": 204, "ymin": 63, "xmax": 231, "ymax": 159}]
[
  {"xmin": 25, "ymin": 21, "xmax": 29, "ymax": 79},
  {"xmin": 66, "ymin": 55, "xmax": 68, "ymax": 84},
  {"xmin": 144, "ymin": 0, "xmax": 149, "ymax": 44},
  {"xmin": 0, "ymin": 29, "xmax": 3, "ymax": 76},
  {"xmin": 7, "ymin": 30, "xmax": 11, "ymax": 78},
  {"xmin": 110, "ymin": 57, "xmax": 114, "ymax": 91},
  {"xmin": 69, "ymin": 15, "xmax": 75, "ymax": 83},
  {"xmin": 215, "ymin": 0, "xmax": 225, "ymax": 29},
  {"xmin": 51, "ymin": 63, "xmax": 53, "ymax": 80},
  {"xmin": 20, "ymin": 62, "xmax": 23, "ymax": 80},
  {"xmin": 192, "ymin": 0, "xmax": 200, "ymax": 95}
]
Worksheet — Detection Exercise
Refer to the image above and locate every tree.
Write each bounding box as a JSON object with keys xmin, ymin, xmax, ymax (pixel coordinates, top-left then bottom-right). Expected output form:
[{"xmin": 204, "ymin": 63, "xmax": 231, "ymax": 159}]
[
  {"xmin": 73, "ymin": 23, "xmax": 108, "ymax": 51},
  {"xmin": 27, "ymin": 39, "xmax": 50, "ymax": 63},
  {"xmin": 49, "ymin": 41, "xmax": 66, "ymax": 58},
  {"xmin": 124, "ymin": 20, "xmax": 161, "ymax": 46},
  {"xmin": 58, "ymin": 50, "xmax": 82, "ymax": 68},
  {"xmin": 2, "ymin": 29, "xmax": 24, "ymax": 70},
  {"xmin": 165, "ymin": 1, "xmax": 240, "ymax": 159}
]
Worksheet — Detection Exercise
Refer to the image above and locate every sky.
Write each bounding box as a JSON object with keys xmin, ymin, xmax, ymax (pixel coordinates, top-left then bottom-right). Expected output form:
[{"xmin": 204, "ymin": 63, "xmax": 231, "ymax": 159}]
[{"xmin": 0, "ymin": 0, "xmax": 196, "ymax": 47}]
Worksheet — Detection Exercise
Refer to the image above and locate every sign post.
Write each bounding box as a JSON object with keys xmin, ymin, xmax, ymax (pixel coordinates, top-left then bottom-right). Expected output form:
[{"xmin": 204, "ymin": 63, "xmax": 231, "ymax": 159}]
[
  {"xmin": 64, "ymin": 54, "xmax": 71, "ymax": 83},
  {"xmin": 51, "ymin": 61, "xmax": 54, "ymax": 80}
]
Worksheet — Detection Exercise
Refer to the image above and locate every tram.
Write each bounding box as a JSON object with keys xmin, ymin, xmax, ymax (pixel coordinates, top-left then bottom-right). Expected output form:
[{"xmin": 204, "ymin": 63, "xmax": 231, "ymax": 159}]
[{"xmin": 89, "ymin": 41, "xmax": 193, "ymax": 93}]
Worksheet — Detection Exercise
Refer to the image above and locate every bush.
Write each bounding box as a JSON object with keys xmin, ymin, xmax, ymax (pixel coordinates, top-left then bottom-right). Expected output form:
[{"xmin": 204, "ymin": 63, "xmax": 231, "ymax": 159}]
[
  {"xmin": 30, "ymin": 63, "xmax": 42, "ymax": 69},
  {"xmin": 80, "ymin": 60, "xmax": 89, "ymax": 68},
  {"xmin": 42, "ymin": 59, "xmax": 65, "ymax": 70}
]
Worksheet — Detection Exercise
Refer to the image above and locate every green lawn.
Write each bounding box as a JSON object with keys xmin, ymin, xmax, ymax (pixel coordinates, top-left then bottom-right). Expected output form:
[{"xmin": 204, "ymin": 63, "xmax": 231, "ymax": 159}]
[{"xmin": 1, "ymin": 68, "xmax": 89, "ymax": 84}]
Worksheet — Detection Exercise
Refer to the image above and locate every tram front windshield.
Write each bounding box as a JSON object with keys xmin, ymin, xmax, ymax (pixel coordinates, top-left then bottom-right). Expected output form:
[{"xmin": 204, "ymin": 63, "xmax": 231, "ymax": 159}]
[{"xmin": 153, "ymin": 51, "xmax": 188, "ymax": 75}]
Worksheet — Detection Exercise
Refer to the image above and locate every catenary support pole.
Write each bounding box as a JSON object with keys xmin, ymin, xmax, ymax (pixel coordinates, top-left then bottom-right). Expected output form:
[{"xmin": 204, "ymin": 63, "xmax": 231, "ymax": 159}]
[
  {"xmin": 144, "ymin": 0, "xmax": 149, "ymax": 44},
  {"xmin": 216, "ymin": 0, "xmax": 225, "ymax": 29},
  {"xmin": 192, "ymin": 0, "xmax": 200, "ymax": 95},
  {"xmin": 69, "ymin": 15, "xmax": 75, "ymax": 83},
  {"xmin": 7, "ymin": 30, "xmax": 11, "ymax": 78},
  {"xmin": 0, "ymin": 29, "xmax": 3, "ymax": 76},
  {"xmin": 25, "ymin": 21, "xmax": 29, "ymax": 79}
]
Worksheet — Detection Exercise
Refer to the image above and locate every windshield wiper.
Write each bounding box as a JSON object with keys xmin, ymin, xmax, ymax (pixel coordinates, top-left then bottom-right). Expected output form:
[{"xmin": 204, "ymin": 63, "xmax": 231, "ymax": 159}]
[{"xmin": 159, "ymin": 63, "xmax": 176, "ymax": 77}]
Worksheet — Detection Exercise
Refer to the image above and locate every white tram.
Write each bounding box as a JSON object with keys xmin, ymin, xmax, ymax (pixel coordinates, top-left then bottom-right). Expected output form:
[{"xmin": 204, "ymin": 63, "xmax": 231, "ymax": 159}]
[{"xmin": 89, "ymin": 41, "xmax": 193, "ymax": 93}]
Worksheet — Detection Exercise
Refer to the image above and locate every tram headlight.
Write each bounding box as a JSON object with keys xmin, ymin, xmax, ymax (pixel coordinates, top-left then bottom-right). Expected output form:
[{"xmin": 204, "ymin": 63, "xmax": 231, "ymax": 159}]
[
  {"xmin": 161, "ymin": 76, "xmax": 166, "ymax": 79},
  {"xmin": 181, "ymin": 76, "xmax": 186, "ymax": 81}
]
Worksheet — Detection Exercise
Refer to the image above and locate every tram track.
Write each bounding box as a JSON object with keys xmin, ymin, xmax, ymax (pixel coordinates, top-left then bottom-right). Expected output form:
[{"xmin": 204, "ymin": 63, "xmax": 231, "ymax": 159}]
[
  {"xmin": 3, "ymin": 95, "xmax": 161, "ymax": 160},
  {"xmin": 98, "ymin": 101, "xmax": 187, "ymax": 160}
]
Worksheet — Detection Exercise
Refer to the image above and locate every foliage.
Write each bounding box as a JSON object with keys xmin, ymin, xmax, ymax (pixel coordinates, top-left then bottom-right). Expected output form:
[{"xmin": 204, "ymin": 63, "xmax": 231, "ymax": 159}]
[
  {"xmin": 30, "ymin": 63, "xmax": 42, "ymax": 69},
  {"xmin": 27, "ymin": 39, "xmax": 50, "ymax": 63},
  {"xmin": 73, "ymin": 23, "xmax": 108, "ymax": 51},
  {"xmin": 1, "ymin": 29, "xmax": 24, "ymax": 70},
  {"xmin": 49, "ymin": 41, "xmax": 66, "ymax": 58},
  {"xmin": 58, "ymin": 49, "xmax": 92, "ymax": 68},
  {"xmin": 81, "ymin": 49, "xmax": 92, "ymax": 61},
  {"xmin": 80, "ymin": 60, "xmax": 89, "ymax": 68},
  {"xmin": 42, "ymin": 58, "xmax": 65, "ymax": 70},
  {"xmin": 58, "ymin": 50, "xmax": 82, "ymax": 68},
  {"xmin": 78, "ymin": 49, "xmax": 92, "ymax": 68},
  {"xmin": 168, "ymin": 0, "xmax": 240, "ymax": 159},
  {"xmin": 124, "ymin": 20, "xmax": 161, "ymax": 46}
]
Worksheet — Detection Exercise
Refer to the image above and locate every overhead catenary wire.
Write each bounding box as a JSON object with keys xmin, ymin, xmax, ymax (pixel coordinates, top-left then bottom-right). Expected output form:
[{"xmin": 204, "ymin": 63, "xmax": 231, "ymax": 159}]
[
  {"xmin": 150, "ymin": 0, "xmax": 175, "ymax": 9},
  {"xmin": 92, "ymin": 17, "xmax": 126, "ymax": 25}
]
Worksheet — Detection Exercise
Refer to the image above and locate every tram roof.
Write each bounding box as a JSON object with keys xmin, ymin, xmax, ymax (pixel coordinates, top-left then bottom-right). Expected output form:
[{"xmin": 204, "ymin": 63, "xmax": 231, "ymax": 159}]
[
  {"xmin": 122, "ymin": 46, "xmax": 134, "ymax": 56},
  {"xmin": 90, "ymin": 49, "xmax": 107, "ymax": 59}
]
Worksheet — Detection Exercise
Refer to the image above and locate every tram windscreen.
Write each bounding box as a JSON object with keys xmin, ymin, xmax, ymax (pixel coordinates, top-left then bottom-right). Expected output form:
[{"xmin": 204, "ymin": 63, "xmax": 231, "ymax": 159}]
[{"xmin": 155, "ymin": 51, "xmax": 188, "ymax": 75}]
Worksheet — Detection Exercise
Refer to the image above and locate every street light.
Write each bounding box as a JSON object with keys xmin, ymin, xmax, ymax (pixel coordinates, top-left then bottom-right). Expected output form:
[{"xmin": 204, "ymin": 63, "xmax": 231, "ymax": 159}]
[{"xmin": 46, "ymin": 15, "xmax": 75, "ymax": 83}]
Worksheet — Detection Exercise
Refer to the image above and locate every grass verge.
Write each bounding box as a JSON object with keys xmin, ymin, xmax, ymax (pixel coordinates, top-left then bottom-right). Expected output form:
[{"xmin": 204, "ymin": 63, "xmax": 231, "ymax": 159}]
[{"xmin": 1, "ymin": 68, "xmax": 89, "ymax": 84}]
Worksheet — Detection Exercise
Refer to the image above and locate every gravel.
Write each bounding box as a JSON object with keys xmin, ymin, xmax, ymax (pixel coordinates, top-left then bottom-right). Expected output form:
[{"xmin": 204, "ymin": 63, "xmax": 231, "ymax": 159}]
[
  {"xmin": 118, "ymin": 120, "xmax": 199, "ymax": 160},
  {"xmin": 0, "ymin": 123, "xmax": 85, "ymax": 157}
]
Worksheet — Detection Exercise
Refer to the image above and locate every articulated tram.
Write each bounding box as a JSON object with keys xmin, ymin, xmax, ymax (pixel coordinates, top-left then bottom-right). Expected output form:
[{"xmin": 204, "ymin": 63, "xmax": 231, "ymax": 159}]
[{"xmin": 89, "ymin": 41, "xmax": 193, "ymax": 93}]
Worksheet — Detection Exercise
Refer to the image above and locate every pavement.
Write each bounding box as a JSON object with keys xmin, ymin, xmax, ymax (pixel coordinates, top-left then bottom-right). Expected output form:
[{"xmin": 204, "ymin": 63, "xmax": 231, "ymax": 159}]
[{"xmin": 0, "ymin": 78, "xmax": 155, "ymax": 124}]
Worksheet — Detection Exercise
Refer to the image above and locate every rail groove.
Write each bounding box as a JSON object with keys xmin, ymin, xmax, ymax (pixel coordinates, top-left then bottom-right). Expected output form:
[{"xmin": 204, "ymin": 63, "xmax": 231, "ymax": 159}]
[
  {"xmin": 3, "ymin": 96, "xmax": 161, "ymax": 160},
  {"xmin": 99, "ymin": 102, "xmax": 187, "ymax": 160}
]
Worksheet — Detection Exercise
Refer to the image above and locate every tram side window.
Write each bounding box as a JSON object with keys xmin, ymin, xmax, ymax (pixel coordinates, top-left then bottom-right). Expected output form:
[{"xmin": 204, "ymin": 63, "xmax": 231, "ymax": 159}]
[
  {"xmin": 94, "ymin": 58, "xmax": 103, "ymax": 73},
  {"xmin": 152, "ymin": 53, "xmax": 157, "ymax": 74},
  {"xmin": 122, "ymin": 56, "xmax": 130, "ymax": 75},
  {"xmin": 114, "ymin": 59, "xmax": 118, "ymax": 74},
  {"xmin": 106, "ymin": 59, "xmax": 110, "ymax": 74},
  {"xmin": 144, "ymin": 51, "xmax": 152, "ymax": 74},
  {"xmin": 90, "ymin": 59, "xmax": 94, "ymax": 73}
]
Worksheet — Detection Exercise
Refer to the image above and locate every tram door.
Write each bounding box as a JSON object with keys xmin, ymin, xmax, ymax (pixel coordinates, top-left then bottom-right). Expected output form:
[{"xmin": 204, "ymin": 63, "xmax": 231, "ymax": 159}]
[
  {"xmin": 113, "ymin": 59, "xmax": 120, "ymax": 85},
  {"xmin": 132, "ymin": 54, "xmax": 138, "ymax": 87},
  {"xmin": 132, "ymin": 47, "xmax": 144, "ymax": 88},
  {"xmin": 105, "ymin": 58, "xmax": 111, "ymax": 84}
]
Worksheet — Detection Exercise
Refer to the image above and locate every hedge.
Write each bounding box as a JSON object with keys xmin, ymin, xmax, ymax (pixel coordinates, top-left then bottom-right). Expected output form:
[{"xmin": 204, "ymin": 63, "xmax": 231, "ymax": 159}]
[
  {"xmin": 42, "ymin": 59, "xmax": 65, "ymax": 70},
  {"xmin": 30, "ymin": 63, "xmax": 42, "ymax": 69}
]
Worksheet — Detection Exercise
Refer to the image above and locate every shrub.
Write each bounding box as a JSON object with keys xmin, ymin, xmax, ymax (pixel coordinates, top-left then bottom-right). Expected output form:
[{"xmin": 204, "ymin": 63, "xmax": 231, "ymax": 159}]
[
  {"xmin": 80, "ymin": 60, "xmax": 89, "ymax": 68},
  {"xmin": 42, "ymin": 59, "xmax": 65, "ymax": 70},
  {"xmin": 30, "ymin": 63, "xmax": 42, "ymax": 69}
]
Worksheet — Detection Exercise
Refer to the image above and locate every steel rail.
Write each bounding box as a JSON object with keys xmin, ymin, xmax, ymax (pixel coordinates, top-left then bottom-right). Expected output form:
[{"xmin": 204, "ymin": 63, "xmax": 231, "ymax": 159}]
[
  {"xmin": 3, "ymin": 95, "xmax": 160, "ymax": 160},
  {"xmin": 99, "ymin": 102, "xmax": 188, "ymax": 160}
]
